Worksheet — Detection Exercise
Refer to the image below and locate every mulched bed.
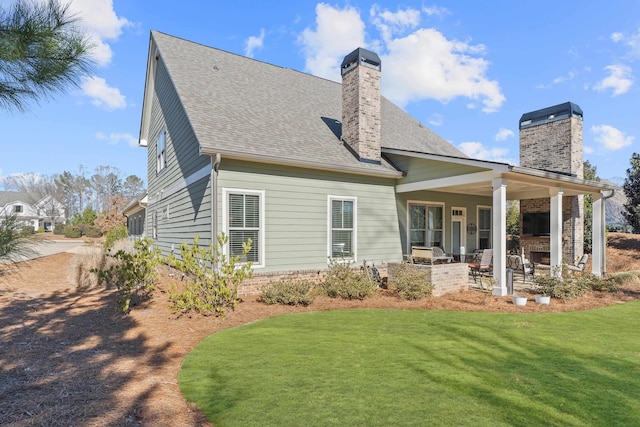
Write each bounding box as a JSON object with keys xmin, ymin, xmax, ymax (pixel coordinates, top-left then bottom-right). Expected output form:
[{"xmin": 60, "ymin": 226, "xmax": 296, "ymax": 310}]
[{"xmin": 1, "ymin": 249, "xmax": 639, "ymax": 426}]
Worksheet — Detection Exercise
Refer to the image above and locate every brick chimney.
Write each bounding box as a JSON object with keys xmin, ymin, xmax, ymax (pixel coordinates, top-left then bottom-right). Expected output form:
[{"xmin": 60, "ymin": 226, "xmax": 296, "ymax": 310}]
[
  {"xmin": 341, "ymin": 48, "xmax": 382, "ymax": 164},
  {"xmin": 519, "ymin": 102, "xmax": 584, "ymax": 264}
]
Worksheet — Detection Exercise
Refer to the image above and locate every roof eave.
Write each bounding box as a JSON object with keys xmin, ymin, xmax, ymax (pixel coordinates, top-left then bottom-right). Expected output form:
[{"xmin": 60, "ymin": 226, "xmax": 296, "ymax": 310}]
[{"xmin": 202, "ymin": 148, "xmax": 403, "ymax": 179}]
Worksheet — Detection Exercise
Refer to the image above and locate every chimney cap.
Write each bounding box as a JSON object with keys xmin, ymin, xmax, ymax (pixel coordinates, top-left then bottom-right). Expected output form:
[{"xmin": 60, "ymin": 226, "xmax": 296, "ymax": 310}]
[
  {"xmin": 341, "ymin": 47, "xmax": 381, "ymax": 75},
  {"xmin": 519, "ymin": 102, "xmax": 583, "ymax": 128}
]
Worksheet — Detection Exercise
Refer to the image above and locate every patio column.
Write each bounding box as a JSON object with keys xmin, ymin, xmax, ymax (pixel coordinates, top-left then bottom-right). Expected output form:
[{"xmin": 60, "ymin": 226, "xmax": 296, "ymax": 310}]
[
  {"xmin": 592, "ymin": 193, "xmax": 604, "ymax": 276},
  {"xmin": 492, "ymin": 178, "xmax": 507, "ymax": 296},
  {"xmin": 550, "ymin": 187, "xmax": 563, "ymax": 277}
]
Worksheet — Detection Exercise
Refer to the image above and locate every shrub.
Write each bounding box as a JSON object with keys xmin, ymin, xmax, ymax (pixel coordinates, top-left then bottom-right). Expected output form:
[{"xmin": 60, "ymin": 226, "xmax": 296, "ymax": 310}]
[
  {"xmin": 166, "ymin": 234, "xmax": 253, "ymax": 316},
  {"xmin": 319, "ymin": 260, "xmax": 377, "ymax": 300},
  {"xmin": 92, "ymin": 238, "xmax": 161, "ymax": 313},
  {"xmin": 38, "ymin": 226, "xmax": 44, "ymax": 233},
  {"xmin": 533, "ymin": 266, "xmax": 590, "ymax": 299},
  {"xmin": 20, "ymin": 226, "xmax": 35, "ymax": 236},
  {"xmin": 63, "ymin": 225, "xmax": 82, "ymax": 238},
  {"xmin": 584, "ymin": 274, "xmax": 618, "ymax": 293},
  {"xmin": 104, "ymin": 224, "xmax": 128, "ymax": 249},
  {"xmin": 53, "ymin": 223, "xmax": 65, "ymax": 235},
  {"xmin": 388, "ymin": 263, "xmax": 434, "ymax": 300},
  {"xmin": 83, "ymin": 225, "xmax": 103, "ymax": 238},
  {"xmin": 260, "ymin": 277, "xmax": 315, "ymax": 306}
]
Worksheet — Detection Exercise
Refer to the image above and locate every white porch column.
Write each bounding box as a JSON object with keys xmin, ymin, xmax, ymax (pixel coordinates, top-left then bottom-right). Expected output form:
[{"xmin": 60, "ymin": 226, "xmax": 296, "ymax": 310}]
[
  {"xmin": 492, "ymin": 178, "xmax": 507, "ymax": 296},
  {"xmin": 592, "ymin": 193, "xmax": 604, "ymax": 276},
  {"xmin": 550, "ymin": 187, "xmax": 563, "ymax": 277}
]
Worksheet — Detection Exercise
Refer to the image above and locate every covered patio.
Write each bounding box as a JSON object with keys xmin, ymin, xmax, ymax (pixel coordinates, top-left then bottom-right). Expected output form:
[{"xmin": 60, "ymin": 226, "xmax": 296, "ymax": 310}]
[{"xmin": 387, "ymin": 149, "xmax": 618, "ymax": 296}]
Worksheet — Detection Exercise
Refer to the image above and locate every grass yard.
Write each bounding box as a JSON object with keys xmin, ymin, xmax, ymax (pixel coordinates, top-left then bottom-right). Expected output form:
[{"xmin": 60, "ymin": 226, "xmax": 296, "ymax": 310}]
[{"xmin": 180, "ymin": 302, "xmax": 640, "ymax": 426}]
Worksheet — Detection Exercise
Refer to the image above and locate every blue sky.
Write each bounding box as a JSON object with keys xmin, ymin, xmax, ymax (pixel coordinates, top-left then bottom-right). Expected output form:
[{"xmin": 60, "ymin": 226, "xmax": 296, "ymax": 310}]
[{"xmin": 1, "ymin": 0, "xmax": 639, "ymax": 188}]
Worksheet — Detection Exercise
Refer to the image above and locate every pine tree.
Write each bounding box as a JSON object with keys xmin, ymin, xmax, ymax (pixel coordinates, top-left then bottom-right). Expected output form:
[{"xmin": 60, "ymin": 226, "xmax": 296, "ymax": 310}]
[{"xmin": 0, "ymin": 0, "xmax": 93, "ymax": 111}]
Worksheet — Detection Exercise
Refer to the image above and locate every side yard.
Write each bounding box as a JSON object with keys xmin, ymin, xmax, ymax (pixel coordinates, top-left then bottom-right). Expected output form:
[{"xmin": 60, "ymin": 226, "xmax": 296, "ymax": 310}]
[{"xmin": 1, "ymin": 233, "xmax": 640, "ymax": 425}]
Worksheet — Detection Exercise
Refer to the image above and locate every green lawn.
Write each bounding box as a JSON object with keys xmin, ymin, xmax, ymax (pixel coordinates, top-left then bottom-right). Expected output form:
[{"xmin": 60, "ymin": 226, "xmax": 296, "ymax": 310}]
[{"xmin": 179, "ymin": 302, "xmax": 640, "ymax": 426}]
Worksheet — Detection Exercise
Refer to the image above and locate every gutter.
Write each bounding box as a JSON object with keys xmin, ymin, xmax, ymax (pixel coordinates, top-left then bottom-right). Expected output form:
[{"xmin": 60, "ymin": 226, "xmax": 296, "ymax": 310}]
[{"xmin": 211, "ymin": 153, "xmax": 221, "ymax": 268}]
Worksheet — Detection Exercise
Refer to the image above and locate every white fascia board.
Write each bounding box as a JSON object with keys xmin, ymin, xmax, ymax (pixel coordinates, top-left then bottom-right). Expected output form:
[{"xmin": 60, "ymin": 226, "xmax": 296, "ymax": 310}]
[
  {"xmin": 396, "ymin": 171, "xmax": 497, "ymax": 193},
  {"xmin": 138, "ymin": 36, "xmax": 158, "ymax": 148}
]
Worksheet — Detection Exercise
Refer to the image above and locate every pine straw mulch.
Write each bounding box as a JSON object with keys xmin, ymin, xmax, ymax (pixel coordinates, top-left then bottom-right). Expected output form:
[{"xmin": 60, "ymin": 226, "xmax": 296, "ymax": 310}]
[{"xmin": 2, "ymin": 241, "xmax": 640, "ymax": 426}]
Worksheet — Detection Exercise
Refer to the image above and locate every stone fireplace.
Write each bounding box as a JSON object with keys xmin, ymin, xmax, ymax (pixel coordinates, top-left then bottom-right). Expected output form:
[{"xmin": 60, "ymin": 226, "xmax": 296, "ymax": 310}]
[{"xmin": 519, "ymin": 102, "xmax": 584, "ymax": 264}]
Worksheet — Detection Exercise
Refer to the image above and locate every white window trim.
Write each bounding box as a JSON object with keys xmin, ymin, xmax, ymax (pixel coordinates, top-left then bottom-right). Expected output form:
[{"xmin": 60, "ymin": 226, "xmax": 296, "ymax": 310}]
[
  {"xmin": 406, "ymin": 200, "xmax": 445, "ymax": 253},
  {"xmin": 477, "ymin": 205, "xmax": 492, "ymax": 249},
  {"xmin": 327, "ymin": 195, "xmax": 357, "ymax": 263},
  {"xmin": 222, "ymin": 188, "xmax": 265, "ymax": 269},
  {"xmin": 156, "ymin": 129, "xmax": 167, "ymax": 173},
  {"xmin": 451, "ymin": 206, "xmax": 467, "ymax": 253}
]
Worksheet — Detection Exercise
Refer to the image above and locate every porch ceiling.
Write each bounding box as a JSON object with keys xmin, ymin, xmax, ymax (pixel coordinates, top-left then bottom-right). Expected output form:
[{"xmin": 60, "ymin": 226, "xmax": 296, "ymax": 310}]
[{"xmin": 396, "ymin": 170, "xmax": 617, "ymax": 200}]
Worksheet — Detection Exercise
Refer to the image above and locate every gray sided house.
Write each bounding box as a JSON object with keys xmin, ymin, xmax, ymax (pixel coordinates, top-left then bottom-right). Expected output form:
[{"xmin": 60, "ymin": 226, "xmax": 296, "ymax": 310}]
[{"xmin": 138, "ymin": 31, "xmax": 617, "ymax": 296}]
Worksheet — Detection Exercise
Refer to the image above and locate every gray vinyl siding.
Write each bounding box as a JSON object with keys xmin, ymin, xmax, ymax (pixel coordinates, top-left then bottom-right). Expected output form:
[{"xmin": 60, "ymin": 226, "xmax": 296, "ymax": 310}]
[
  {"xmin": 146, "ymin": 58, "xmax": 213, "ymax": 254},
  {"xmin": 218, "ymin": 159, "xmax": 402, "ymax": 272},
  {"xmin": 387, "ymin": 154, "xmax": 485, "ymax": 185}
]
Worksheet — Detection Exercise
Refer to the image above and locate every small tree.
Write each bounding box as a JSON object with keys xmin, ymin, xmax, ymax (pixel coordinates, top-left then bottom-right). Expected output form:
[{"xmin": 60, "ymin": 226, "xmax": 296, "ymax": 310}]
[
  {"xmin": 94, "ymin": 195, "xmax": 127, "ymax": 233},
  {"xmin": 0, "ymin": 215, "xmax": 36, "ymax": 262},
  {"xmin": 623, "ymin": 153, "xmax": 640, "ymax": 234},
  {"xmin": 167, "ymin": 234, "xmax": 253, "ymax": 316}
]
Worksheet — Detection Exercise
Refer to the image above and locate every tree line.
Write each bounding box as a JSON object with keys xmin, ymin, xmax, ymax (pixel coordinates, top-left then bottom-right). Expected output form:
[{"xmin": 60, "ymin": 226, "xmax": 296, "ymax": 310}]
[{"xmin": 3, "ymin": 166, "xmax": 145, "ymax": 225}]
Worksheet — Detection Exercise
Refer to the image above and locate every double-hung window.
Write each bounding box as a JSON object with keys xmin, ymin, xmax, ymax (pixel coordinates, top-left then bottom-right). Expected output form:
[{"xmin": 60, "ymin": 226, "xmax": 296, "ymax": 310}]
[
  {"xmin": 156, "ymin": 130, "xmax": 166, "ymax": 173},
  {"xmin": 225, "ymin": 189, "xmax": 264, "ymax": 267},
  {"xmin": 14, "ymin": 205, "xmax": 23, "ymax": 213},
  {"xmin": 328, "ymin": 196, "xmax": 356, "ymax": 260},
  {"xmin": 478, "ymin": 207, "xmax": 492, "ymax": 249},
  {"xmin": 409, "ymin": 203, "xmax": 443, "ymax": 248}
]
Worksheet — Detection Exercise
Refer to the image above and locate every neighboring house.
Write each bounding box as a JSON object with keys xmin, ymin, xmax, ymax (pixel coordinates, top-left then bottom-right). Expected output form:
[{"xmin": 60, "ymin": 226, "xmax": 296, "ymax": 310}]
[
  {"xmin": 122, "ymin": 192, "xmax": 148, "ymax": 239},
  {"xmin": 0, "ymin": 191, "xmax": 65, "ymax": 231},
  {"xmin": 138, "ymin": 31, "xmax": 617, "ymax": 296}
]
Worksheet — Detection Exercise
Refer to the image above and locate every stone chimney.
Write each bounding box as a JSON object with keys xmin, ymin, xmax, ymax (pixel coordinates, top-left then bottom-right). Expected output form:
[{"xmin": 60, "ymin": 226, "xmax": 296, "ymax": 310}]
[
  {"xmin": 341, "ymin": 48, "xmax": 382, "ymax": 164},
  {"xmin": 519, "ymin": 102, "xmax": 584, "ymax": 264}
]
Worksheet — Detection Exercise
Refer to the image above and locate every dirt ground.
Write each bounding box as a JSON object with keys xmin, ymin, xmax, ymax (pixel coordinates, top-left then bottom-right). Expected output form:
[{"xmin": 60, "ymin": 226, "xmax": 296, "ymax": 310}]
[{"xmin": 1, "ymin": 233, "xmax": 639, "ymax": 426}]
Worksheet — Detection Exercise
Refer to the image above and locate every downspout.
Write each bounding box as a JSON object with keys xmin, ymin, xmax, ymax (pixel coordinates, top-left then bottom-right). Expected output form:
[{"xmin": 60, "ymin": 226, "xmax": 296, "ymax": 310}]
[
  {"xmin": 211, "ymin": 153, "xmax": 221, "ymax": 267},
  {"xmin": 600, "ymin": 189, "xmax": 615, "ymax": 277}
]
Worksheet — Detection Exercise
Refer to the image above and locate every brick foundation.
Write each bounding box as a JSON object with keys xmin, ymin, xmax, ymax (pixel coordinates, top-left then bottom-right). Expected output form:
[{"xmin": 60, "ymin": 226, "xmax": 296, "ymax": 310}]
[{"xmin": 238, "ymin": 262, "xmax": 468, "ymax": 297}]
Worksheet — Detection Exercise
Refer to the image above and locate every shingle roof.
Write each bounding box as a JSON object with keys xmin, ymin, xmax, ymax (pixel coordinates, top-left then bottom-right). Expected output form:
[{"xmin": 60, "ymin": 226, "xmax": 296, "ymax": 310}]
[
  {"xmin": 0, "ymin": 191, "xmax": 34, "ymax": 207},
  {"xmin": 150, "ymin": 31, "xmax": 466, "ymax": 177}
]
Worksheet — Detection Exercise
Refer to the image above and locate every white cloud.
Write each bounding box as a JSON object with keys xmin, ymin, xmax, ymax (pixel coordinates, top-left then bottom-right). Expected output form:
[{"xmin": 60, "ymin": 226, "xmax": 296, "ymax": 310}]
[
  {"xmin": 370, "ymin": 5, "xmax": 420, "ymax": 42},
  {"xmin": 298, "ymin": 3, "xmax": 365, "ymax": 81},
  {"xmin": 422, "ymin": 5, "xmax": 450, "ymax": 18},
  {"xmin": 96, "ymin": 132, "xmax": 138, "ymax": 147},
  {"xmin": 428, "ymin": 113, "xmax": 443, "ymax": 126},
  {"xmin": 552, "ymin": 71, "xmax": 576, "ymax": 84},
  {"xmin": 495, "ymin": 128, "xmax": 514, "ymax": 141},
  {"xmin": 458, "ymin": 141, "xmax": 511, "ymax": 162},
  {"xmin": 298, "ymin": 4, "xmax": 504, "ymax": 112},
  {"xmin": 584, "ymin": 145, "xmax": 594, "ymax": 154},
  {"xmin": 591, "ymin": 125, "xmax": 634, "ymax": 150},
  {"xmin": 66, "ymin": 0, "xmax": 132, "ymax": 67},
  {"xmin": 81, "ymin": 76, "xmax": 126, "ymax": 110},
  {"xmin": 383, "ymin": 29, "xmax": 504, "ymax": 112},
  {"xmin": 628, "ymin": 28, "xmax": 640, "ymax": 59},
  {"xmin": 594, "ymin": 64, "xmax": 633, "ymax": 96},
  {"xmin": 245, "ymin": 29, "xmax": 266, "ymax": 58},
  {"xmin": 610, "ymin": 28, "xmax": 640, "ymax": 59}
]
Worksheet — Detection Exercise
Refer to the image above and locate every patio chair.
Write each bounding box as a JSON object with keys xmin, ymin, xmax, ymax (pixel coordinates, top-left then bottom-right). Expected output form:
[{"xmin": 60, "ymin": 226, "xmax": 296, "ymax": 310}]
[
  {"xmin": 566, "ymin": 254, "xmax": 589, "ymax": 272},
  {"xmin": 432, "ymin": 246, "xmax": 453, "ymax": 263},
  {"xmin": 506, "ymin": 250, "xmax": 534, "ymax": 283},
  {"xmin": 468, "ymin": 249, "xmax": 493, "ymax": 282}
]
